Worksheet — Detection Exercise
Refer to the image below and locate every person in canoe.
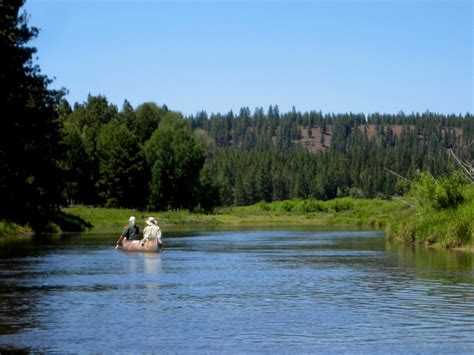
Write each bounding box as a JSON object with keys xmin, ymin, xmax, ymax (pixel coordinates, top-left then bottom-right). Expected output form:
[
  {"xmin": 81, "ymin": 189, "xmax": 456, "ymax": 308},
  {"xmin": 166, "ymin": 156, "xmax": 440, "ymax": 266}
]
[
  {"xmin": 115, "ymin": 216, "xmax": 140, "ymax": 249},
  {"xmin": 141, "ymin": 216, "xmax": 163, "ymax": 251}
]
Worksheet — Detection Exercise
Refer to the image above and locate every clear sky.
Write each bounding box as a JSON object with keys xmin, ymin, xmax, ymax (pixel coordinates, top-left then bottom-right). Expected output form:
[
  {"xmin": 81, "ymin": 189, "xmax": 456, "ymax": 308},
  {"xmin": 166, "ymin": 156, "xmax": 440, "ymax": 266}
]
[{"xmin": 25, "ymin": 0, "xmax": 473, "ymax": 116}]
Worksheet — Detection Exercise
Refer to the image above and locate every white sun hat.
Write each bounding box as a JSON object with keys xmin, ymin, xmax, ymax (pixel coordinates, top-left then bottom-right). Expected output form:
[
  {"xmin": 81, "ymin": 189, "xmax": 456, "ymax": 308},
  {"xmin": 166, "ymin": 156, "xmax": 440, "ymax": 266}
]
[{"xmin": 146, "ymin": 217, "xmax": 157, "ymax": 226}]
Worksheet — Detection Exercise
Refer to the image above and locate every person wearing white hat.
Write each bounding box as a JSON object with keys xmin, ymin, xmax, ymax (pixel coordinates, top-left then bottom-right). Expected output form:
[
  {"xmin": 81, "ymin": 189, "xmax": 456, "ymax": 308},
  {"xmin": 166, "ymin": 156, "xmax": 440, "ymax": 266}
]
[
  {"xmin": 141, "ymin": 216, "xmax": 163, "ymax": 250},
  {"xmin": 115, "ymin": 216, "xmax": 141, "ymax": 248}
]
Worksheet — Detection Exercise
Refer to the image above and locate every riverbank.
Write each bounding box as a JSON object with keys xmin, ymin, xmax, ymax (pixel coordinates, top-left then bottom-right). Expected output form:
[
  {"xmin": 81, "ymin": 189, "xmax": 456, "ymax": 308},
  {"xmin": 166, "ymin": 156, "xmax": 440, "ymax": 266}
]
[
  {"xmin": 60, "ymin": 197, "xmax": 402, "ymax": 233},
  {"xmin": 386, "ymin": 184, "xmax": 474, "ymax": 249},
  {"xmin": 58, "ymin": 189, "xmax": 474, "ymax": 250},
  {"xmin": 2, "ymin": 189, "xmax": 472, "ymax": 251},
  {"xmin": 0, "ymin": 220, "xmax": 32, "ymax": 235}
]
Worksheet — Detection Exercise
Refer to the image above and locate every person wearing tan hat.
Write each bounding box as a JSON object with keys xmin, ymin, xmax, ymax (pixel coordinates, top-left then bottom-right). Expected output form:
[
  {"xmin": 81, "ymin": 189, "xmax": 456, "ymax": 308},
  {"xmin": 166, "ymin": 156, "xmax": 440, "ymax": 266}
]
[{"xmin": 141, "ymin": 216, "xmax": 163, "ymax": 250}]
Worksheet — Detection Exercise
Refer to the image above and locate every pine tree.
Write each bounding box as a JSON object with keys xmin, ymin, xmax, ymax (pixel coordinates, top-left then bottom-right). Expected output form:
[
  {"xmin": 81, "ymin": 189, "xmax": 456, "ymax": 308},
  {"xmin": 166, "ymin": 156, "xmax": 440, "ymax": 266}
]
[{"xmin": 0, "ymin": 0, "xmax": 65, "ymax": 228}]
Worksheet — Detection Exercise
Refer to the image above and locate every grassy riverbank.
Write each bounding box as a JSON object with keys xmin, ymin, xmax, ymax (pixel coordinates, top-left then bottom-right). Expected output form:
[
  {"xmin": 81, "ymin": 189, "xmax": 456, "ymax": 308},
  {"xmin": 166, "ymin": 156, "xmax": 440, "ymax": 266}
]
[
  {"xmin": 61, "ymin": 185, "xmax": 474, "ymax": 250},
  {"xmin": 61, "ymin": 197, "xmax": 403, "ymax": 233},
  {"xmin": 2, "ymin": 181, "xmax": 472, "ymax": 251},
  {"xmin": 386, "ymin": 183, "xmax": 474, "ymax": 249},
  {"xmin": 0, "ymin": 220, "xmax": 32, "ymax": 235}
]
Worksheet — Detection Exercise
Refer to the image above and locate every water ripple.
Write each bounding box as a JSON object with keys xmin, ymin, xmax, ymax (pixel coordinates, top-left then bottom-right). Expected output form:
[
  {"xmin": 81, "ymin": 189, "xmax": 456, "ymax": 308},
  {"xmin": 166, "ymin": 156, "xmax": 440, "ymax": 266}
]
[{"xmin": 0, "ymin": 230, "xmax": 473, "ymax": 353}]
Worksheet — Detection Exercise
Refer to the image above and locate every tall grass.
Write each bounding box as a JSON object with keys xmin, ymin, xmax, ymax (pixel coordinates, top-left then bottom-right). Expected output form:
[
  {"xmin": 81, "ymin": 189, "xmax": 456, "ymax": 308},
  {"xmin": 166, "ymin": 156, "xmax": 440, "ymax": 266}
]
[
  {"xmin": 61, "ymin": 197, "xmax": 401, "ymax": 233},
  {"xmin": 219, "ymin": 197, "xmax": 402, "ymax": 228},
  {"xmin": 63, "ymin": 206, "xmax": 221, "ymax": 232},
  {"xmin": 0, "ymin": 220, "xmax": 32, "ymax": 235},
  {"xmin": 387, "ymin": 173, "xmax": 473, "ymax": 249}
]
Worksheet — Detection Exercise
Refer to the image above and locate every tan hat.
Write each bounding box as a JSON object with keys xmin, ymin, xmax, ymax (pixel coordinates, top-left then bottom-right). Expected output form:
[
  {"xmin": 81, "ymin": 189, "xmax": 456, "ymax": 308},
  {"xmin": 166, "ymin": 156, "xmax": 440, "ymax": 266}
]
[{"xmin": 146, "ymin": 217, "xmax": 156, "ymax": 226}]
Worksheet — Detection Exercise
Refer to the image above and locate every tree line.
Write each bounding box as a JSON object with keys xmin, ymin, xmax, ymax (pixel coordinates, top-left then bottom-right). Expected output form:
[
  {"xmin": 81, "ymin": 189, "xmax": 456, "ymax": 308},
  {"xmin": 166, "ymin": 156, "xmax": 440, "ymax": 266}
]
[
  {"xmin": 191, "ymin": 107, "xmax": 473, "ymax": 205},
  {"xmin": 56, "ymin": 98, "xmax": 474, "ymax": 210},
  {"xmin": 1, "ymin": 0, "xmax": 473, "ymax": 231},
  {"xmin": 59, "ymin": 97, "xmax": 207, "ymax": 211}
]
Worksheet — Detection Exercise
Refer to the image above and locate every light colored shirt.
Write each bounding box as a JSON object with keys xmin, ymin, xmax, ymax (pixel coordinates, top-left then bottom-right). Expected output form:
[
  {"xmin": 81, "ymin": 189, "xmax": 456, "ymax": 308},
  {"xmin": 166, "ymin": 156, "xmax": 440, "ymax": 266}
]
[{"xmin": 141, "ymin": 224, "xmax": 162, "ymax": 244}]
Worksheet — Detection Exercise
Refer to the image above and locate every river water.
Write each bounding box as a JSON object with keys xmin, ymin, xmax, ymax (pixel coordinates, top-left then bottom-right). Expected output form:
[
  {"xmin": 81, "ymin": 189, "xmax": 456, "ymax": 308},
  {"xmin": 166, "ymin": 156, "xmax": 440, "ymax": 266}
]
[{"xmin": 0, "ymin": 229, "xmax": 473, "ymax": 353}]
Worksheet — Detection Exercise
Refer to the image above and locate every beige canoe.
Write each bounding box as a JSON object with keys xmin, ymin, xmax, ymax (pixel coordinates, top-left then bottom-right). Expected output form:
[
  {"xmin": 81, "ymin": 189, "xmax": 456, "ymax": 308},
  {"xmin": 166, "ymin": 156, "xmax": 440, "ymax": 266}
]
[{"xmin": 120, "ymin": 238, "xmax": 162, "ymax": 252}]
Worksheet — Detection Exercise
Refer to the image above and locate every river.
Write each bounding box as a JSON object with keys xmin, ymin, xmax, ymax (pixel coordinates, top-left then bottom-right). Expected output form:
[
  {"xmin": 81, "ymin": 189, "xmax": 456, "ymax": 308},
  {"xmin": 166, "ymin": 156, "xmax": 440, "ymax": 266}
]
[{"xmin": 1, "ymin": 229, "xmax": 473, "ymax": 353}]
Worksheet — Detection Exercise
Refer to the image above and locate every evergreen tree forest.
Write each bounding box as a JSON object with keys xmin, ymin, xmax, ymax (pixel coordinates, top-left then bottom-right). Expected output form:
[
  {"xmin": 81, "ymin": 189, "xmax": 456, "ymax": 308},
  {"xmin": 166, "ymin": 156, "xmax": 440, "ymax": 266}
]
[
  {"xmin": 55, "ymin": 99, "xmax": 474, "ymax": 212},
  {"xmin": 15, "ymin": 90, "xmax": 474, "ymax": 219},
  {"xmin": 191, "ymin": 107, "xmax": 473, "ymax": 205},
  {"xmin": 1, "ymin": 1, "xmax": 473, "ymax": 232}
]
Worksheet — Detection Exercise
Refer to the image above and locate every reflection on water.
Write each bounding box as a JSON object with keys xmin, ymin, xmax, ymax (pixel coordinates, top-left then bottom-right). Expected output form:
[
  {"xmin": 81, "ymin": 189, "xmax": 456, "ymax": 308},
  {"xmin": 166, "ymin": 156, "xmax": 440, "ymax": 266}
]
[
  {"xmin": 0, "ymin": 230, "xmax": 473, "ymax": 353},
  {"xmin": 143, "ymin": 253, "xmax": 162, "ymax": 274}
]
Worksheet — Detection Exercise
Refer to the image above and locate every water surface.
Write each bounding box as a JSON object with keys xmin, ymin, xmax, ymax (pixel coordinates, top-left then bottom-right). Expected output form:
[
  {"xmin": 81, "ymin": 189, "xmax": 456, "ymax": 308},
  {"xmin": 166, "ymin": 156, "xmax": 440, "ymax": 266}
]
[{"xmin": 0, "ymin": 229, "xmax": 473, "ymax": 353}]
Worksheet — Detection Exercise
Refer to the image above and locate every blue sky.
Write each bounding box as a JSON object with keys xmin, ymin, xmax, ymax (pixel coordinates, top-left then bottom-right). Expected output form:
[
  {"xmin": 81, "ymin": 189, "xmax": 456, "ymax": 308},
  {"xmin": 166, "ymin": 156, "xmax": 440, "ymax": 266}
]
[{"xmin": 25, "ymin": 0, "xmax": 472, "ymax": 116}]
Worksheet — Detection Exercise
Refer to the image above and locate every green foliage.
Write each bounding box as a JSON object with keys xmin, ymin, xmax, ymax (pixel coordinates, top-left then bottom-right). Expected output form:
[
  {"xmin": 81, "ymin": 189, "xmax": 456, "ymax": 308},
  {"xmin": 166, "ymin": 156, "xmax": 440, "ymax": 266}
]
[
  {"xmin": 327, "ymin": 199, "xmax": 355, "ymax": 212},
  {"xmin": 63, "ymin": 197, "xmax": 402, "ymax": 233},
  {"xmin": 388, "ymin": 208, "xmax": 472, "ymax": 248},
  {"xmin": 64, "ymin": 205, "xmax": 143, "ymax": 233},
  {"xmin": 191, "ymin": 108, "xmax": 473, "ymax": 206},
  {"xmin": 60, "ymin": 94, "xmax": 123, "ymax": 205},
  {"xmin": 52, "ymin": 210, "xmax": 92, "ymax": 232},
  {"xmin": 54, "ymin": 99, "xmax": 474, "ymax": 220},
  {"xmin": 96, "ymin": 120, "xmax": 148, "ymax": 208},
  {"xmin": 129, "ymin": 102, "xmax": 166, "ymax": 143},
  {"xmin": 145, "ymin": 127, "xmax": 205, "ymax": 211},
  {"xmin": 222, "ymin": 196, "xmax": 400, "ymax": 229},
  {"xmin": 387, "ymin": 180, "xmax": 473, "ymax": 248},
  {"xmin": 409, "ymin": 171, "xmax": 466, "ymax": 211},
  {"xmin": 69, "ymin": 95, "xmax": 118, "ymax": 132},
  {"xmin": 0, "ymin": 220, "xmax": 32, "ymax": 235},
  {"xmin": 0, "ymin": 0, "xmax": 65, "ymax": 230},
  {"xmin": 60, "ymin": 120, "xmax": 94, "ymax": 204},
  {"xmin": 195, "ymin": 165, "xmax": 221, "ymax": 213},
  {"xmin": 159, "ymin": 111, "xmax": 188, "ymax": 130},
  {"xmin": 250, "ymin": 198, "xmax": 355, "ymax": 213}
]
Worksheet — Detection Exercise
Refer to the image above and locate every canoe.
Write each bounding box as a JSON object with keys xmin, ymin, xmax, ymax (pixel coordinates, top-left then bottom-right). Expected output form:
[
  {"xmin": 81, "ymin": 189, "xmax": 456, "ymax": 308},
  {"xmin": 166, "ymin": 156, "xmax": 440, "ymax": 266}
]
[{"xmin": 120, "ymin": 238, "xmax": 161, "ymax": 252}]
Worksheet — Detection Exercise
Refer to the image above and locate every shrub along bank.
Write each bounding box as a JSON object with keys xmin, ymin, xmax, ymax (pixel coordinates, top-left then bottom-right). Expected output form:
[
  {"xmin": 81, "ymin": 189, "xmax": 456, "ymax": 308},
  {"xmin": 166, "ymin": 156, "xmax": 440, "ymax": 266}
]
[{"xmin": 386, "ymin": 172, "xmax": 473, "ymax": 249}]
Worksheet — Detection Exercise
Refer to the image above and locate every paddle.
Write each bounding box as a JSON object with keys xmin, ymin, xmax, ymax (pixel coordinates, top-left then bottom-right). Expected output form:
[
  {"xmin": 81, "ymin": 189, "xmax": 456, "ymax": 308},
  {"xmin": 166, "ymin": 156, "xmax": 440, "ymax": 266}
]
[{"xmin": 115, "ymin": 234, "xmax": 125, "ymax": 249}]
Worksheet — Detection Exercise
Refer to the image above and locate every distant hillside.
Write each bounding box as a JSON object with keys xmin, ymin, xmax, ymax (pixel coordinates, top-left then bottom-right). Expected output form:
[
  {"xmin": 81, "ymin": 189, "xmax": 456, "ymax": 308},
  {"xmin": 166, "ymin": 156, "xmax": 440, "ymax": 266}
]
[
  {"xmin": 190, "ymin": 108, "xmax": 472, "ymax": 156},
  {"xmin": 189, "ymin": 109, "xmax": 473, "ymax": 205},
  {"xmin": 294, "ymin": 124, "xmax": 467, "ymax": 153}
]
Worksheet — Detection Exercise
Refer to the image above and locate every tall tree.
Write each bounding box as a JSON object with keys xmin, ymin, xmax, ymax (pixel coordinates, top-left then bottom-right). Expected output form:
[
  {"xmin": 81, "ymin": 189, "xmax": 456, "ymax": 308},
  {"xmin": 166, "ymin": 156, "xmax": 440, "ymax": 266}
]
[
  {"xmin": 96, "ymin": 120, "xmax": 148, "ymax": 208},
  {"xmin": 130, "ymin": 102, "xmax": 166, "ymax": 143},
  {"xmin": 0, "ymin": 0, "xmax": 65, "ymax": 228},
  {"xmin": 62, "ymin": 94, "xmax": 119, "ymax": 205},
  {"xmin": 144, "ymin": 127, "xmax": 205, "ymax": 210}
]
